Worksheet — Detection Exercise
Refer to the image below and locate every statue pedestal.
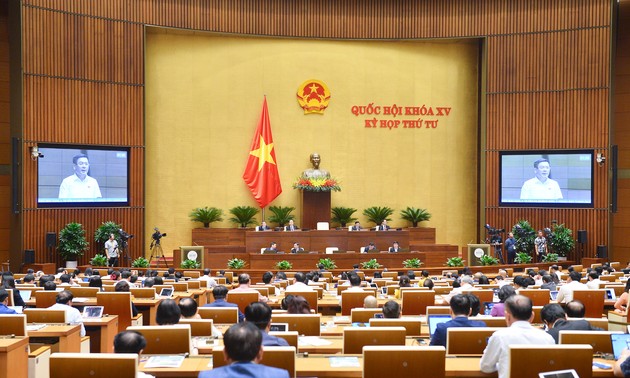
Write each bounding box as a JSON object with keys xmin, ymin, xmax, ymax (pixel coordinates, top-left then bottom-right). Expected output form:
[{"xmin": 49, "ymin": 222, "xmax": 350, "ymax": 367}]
[{"xmin": 301, "ymin": 191, "xmax": 331, "ymax": 230}]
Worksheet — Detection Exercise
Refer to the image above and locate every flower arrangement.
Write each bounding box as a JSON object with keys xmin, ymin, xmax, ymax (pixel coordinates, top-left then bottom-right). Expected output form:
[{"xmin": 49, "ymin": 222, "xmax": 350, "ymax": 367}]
[{"xmin": 293, "ymin": 175, "xmax": 341, "ymax": 192}]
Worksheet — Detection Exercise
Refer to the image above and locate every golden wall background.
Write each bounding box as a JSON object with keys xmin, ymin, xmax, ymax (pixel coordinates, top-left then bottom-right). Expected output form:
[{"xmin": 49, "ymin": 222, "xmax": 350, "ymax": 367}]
[{"xmin": 145, "ymin": 30, "xmax": 479, "ymax": 251}]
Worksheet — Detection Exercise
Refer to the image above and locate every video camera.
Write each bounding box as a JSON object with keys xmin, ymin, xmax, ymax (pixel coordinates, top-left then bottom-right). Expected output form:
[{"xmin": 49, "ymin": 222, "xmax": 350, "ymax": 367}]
[
  {"xmin": 484, "ymin": 224, "xmax": 505, "ymax": 235},
  {"xmin": 118, "ymin": 228, "xmax": 134, "ymax": 248},
  {"xmin": 151, "ymin": 227, "xmax": 167, "ymax": 245}
]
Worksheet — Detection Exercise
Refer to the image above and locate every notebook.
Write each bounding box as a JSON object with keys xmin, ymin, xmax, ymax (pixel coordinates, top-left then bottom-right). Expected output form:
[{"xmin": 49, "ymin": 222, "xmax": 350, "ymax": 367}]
[
  {"xmin": 611, "ymin": 333, "xmax": 630, "ymax": 359},
  {"xmin": 19, "ymin": 290, "xmax": 32, "ymax": 302},
  {"xmin": 538, "ymin": 369, "xmax": 579, "ymax": 378},
  {"xmin": 83, "ymin": 306, "xmax": 104, "ymax": 318},
  {"xmin": 549, "ymin": 291, "xmax": 559, "ymax": 301},
  {"xmin": 269, "ymin": 323, "xmax": 289, "ymax": 332},
  {"xmin": 428, "ymin": 314, "xmax": 451, "ymax": 338}
]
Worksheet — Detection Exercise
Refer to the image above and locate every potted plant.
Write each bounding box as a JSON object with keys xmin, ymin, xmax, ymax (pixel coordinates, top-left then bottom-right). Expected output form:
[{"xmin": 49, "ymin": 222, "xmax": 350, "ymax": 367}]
[
  {"xmin": 515, "ymin": 252, "xmax": 533, "ymax": 264},
  {"xmin": 542, "ymin": 253, "xmax": 559, "ymax": 263},
  {"xmin": 189, "ymin": 207, "xmax": 223, "ymax": 228},
  {"xmin": 446, "ymin": 257, "xmax": 465, "ymax": 267},
  {"xmin": 317, "ymin": 258, "xmax": 337, "ymax": 270},
  {"xmin": 402, "ymin": 258, "xmax": 423, "ymax": 268},
  {"xmin": 362, "ymin": 206, "xmax": 394, "ymax": 226},
  {"xmin": 400, "ymin": 207, "xmax": 431, "ymax": 227},
  {"xmin": 479, "ymin": 255, "xmax": 500, "ymax": 266},
  {"xmin": 361, "ymin": 259, "xmax": 382, "ymax": 269},
  {"xmin": 549, "ymin": 224, "xmax": 575, "ymax": 259},
  {"xmin": 90, "ymin": 254, "xmax": 108, "ymax": 267},
  {"xmin": 227, "ymin": 258, "xmax": 246, "ymax": 269},
  {"xmin": 58, "ymin": 222, "xmax": 89, "ymax": 269},
  {"xmin": 181, "ymin": 259, "xmax": 201, "ymax": 269},
  {"xmin": 275, "ymin": 260, "xmax": 293, "ymax": 270},
  {"xmin": 268, "ymin": 206, "xmax": 295, "ymax": 227},
  {"xmin": 131, "ymin": 257, "xmax": 149, "ymax": 268},
  {"xmin": 228, "ymin": 206, "xmax": 260, "ymax": 228},
  {"xmin": 330, "ymin": 207, "xmax": 358, "ymax": 227},
  {"xmin": 93, "ymin": 221, "xmax": 122, "ymax": 254}
]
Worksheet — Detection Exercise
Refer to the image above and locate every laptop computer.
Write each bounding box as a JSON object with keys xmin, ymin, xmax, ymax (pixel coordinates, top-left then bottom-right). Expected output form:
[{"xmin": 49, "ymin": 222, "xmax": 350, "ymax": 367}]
[
  {"xmin": 483, "ymin": 302, "xmax": 495, "ymax": 316},
  {"xmin": 19, "ymin": 290, "xmax": 32, "ymax": 302},
  {"xmin": 428, "ymin": 314, "xmax": 451, "ymax": 339},
  {"xmin": 83, "ymin": 306, "xmax": 104, "ymax": 318},
  {"xmin": 612, "ymin": 334, "xmax": 630, "ymax": 360},
  {"xmin": 549, "ymin": 291, "xmax": 559, "ymax": 301},
  {"xmin": 538, "ymin": 369, "xmax": 579, "ymax": 378},
  {"xmin": 269, "ymin": 323, "xmax": 289, "ymax": 332}
]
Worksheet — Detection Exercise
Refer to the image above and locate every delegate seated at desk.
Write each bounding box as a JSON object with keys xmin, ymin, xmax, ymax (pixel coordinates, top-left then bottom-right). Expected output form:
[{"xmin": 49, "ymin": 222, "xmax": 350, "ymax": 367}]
[
  {"xmin": 264, "ymin": 242, "xmax": 278, "ymax": 254},
  {"xmin": 290, "ymin": 242, "xmax": 304, "ymax": 253},
  {"xmin": 256, "ymin": 221, "xmax": 271, "ymax": 232},
  {"xmin": 284, "ymin": 220, "xmax": 299, "ymax": 231},
  {"xmin": 388, "ymin": 241, "xmax": 402, "ymax": 253}
]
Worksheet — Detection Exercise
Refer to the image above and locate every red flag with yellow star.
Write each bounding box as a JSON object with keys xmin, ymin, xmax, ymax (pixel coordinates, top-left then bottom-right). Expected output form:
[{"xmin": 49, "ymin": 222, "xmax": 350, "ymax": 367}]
[{"xmin": 243, "ymin": 97, "xmax": 282, "ymax": 208}]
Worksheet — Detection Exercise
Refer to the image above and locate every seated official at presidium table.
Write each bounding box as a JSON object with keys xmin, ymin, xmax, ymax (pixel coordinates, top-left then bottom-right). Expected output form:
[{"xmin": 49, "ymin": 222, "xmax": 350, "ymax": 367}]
[{"xmin": 58, "ymin": 154, "xmax": 102, "ymax": 199}]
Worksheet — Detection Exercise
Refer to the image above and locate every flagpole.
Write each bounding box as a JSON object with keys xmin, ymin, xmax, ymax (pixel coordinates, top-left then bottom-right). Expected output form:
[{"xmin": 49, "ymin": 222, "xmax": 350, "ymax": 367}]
[{"xmin": 261, "ymin": 207, "xmax": 265, "ymax": 222}]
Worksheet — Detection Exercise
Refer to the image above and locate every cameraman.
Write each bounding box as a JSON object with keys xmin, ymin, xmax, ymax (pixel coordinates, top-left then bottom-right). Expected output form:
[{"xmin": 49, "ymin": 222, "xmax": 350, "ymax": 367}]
[
  {"xmin": 505, "ymin": 232, "xmax": 516, "ymax": 264},
  {"xmin": 104, "ymin": 233, "xmax": 119, "ymax": 267}
]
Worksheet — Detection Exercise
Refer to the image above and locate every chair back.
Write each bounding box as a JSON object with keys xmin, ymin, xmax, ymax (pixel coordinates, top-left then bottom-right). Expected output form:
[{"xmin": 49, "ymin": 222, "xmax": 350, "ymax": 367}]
[
  {"xmin": 445, "ymin": 327, "xmax": 501, "ymax": 356},
  {"xmin": 343, "ymin": 326, "xmax": 406, "ymax": 354},
  {"xmin": 519, "ymin": 289, "xmax": 551, "ymax": 306},
  {"xmin": 24, "ymin": 308, "xmax": 66, "ymax": 323},
  {"xmin": 127, "ymin": 325, "xmax": 191, "ymax": 354},
  {"xmin": 559, "ymin": 330, "xmax": 621, "ymax": 354},
  {"xmin": 462, "ymin": 289, "xmax": 493, "ymax": 304},
  {"xmin": 179, "ymin": 319, "xmax": 214, "ymax": 337},
  {"xmin": 172, "ymin": 282, "xmax": 189, "ymax": 292},
  {"xmin": 468, "ymin": 316, "xmax": 507, "ymax": 327},
  {"xmin": 68, "ymin": 287, "xmax": 100, "ymax": 298},
  {"xmin": 341, "ymin": 291, "xmax": 373, "ymax": 315},
  {"xmin": 226, "ymin": 291, "xmax": 260, "ymax": 313},
  {"xmin": 578, "ymin": 317, "xmax": 608, "ymax": 330},
  {"xmin": 213, "ymin": 346, "xmax": 296, "ymax": 377},
  {"xmin": 183, "ymin": 271, "xmax": 200, "ymax": 278},
  {"xmin": 508, "ymin": 344, "xmax": 593, "ymax": 378},
  {"xmin": 103, "ymin": 285, "xmax": 116, "ymax": 292},
  {"xmin": 130, "ymin": 288, "xmax": 156, "ymax": 298},
  {"xmin": 369, "ymin": 318, "xmax": 422, "ymax": 336},
  {"xmin": 285, "ymin": 290, "xmax": 318, "ymax": 311},
  {"xmin": 269, "ymin": 331, "xmax": 299, "ymax": 349},
  {"xmin": 97, "ymin": 292, "xmax": 133, "ymax": 332},
  {"xmin": 34, "ymin": 290, "xmax": 58, "ymax": 308},
  {"xmin": 382, "ymin": 272, "xmax": 398, "ymax": 279},
  {"xmin": 271, "ymin": 314, "xmax": 321, "ymax": 336},
  {"xmin": 426, "ymin": 306, "xmax": 450, "ymax": 318},
  {"xmin": 433, "ymin": 287, "xmax": 453, "ymax": 295},
  {"xmin": 252, "ymin": 287, "xmax": 270, "ymax": 297},
  {"xmin": 363, "ymin": 346, "xmax": 446, "ymax": 378},
  {"xmin": 198, "ymin": 307, "xmax": 239, "ymax": 324},
  {"xmin": 50, "ymin": 353, "xmax": 137, "ymax": 378},
  {"xmin": 573, "ymin": 290, "xmax": 605, "ymax": 318},
  {"xmin": 351, "ymin": 308, "xmax": 382, "ymax": 323},
  {"xmin": 385, "ymin": 285, "xmax": 399, "ymax": 296},
  {"xmin": 5, "ymin": 288, "xmax": 13, "ymax": 306},
  {"xmin": 401, "ymin": 290, "xmax": 435, "ymax": 316},
  {"xmin": 187, "ymin": 280, "xmax": 201, "ymax": 289},
  {"xmin": 0, "ymin": 314, "xmax": 27, "ymax": 336}
]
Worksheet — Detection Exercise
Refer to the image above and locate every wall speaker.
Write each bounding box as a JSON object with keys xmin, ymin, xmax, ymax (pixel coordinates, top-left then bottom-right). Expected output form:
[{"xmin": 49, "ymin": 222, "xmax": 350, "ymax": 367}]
[
  {"xmin": 577, "ymin": 230, "xmax": 587, "ymax": 244},
  {"xmin": 24, "ymin": 249, "xmax": 35, "ymax": 264},
  {"xmin": 46, "ymin": 232, "xmax": 57, "ymax": 248},
  {"xmin": 596, "ymin": 245, "xmax": 608, "ymax": 259}
]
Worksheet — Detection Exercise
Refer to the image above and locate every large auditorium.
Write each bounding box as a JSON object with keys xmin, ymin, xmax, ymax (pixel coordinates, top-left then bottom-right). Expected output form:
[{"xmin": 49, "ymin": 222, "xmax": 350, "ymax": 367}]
[{"xmin": 1, "ymin": 1, "xmax": 630, "ymax": 377}]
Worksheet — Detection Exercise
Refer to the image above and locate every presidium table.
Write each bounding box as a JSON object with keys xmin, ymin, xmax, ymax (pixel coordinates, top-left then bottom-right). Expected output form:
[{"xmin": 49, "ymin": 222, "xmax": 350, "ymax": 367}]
[{"xmin": 175, "ymin": 227, "xmax": 459, "ymax": 270}]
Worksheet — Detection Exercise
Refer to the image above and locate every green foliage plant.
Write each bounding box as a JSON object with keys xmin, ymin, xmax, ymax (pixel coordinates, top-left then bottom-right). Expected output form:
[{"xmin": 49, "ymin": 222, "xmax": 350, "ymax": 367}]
[
  {"xmin": 181, "ymin": 259, "xmax": 201, "ymax": 269},
  {"xmin": 189, "ymin": 207, "xmax": 223, "ymax": 228},
  {"xmin": 227, "ymin": 258, "xmax": 246, "ymax": 269},
  {"xmin": 549, "ymin": 224, "xmax": 575, "ymax": 257},
  {"xmin": 275, "ymin": 260, "xmax": 293, "ymax": 270},
  {"xmin": 542, "ymin": 253, "xmax": 559, "ymax": 263},
  {"xmin": 330, "ymin": 207, "xmax": 358, "ymax": 227},
  {"xmin": 512, "ymin": 220, "xmax": 536, "ymax": 254},
  {"xmin": 58, "ymin": 222, "xmax": 89, "ymax": 261},
  {"xmin": 317, "ymin": 258, "xmax": 337, "ymax": 270},
  {"xmin": 400, "ymin": 207, "xmax": 431, "ymax": 227},
  {"xmin": 515, "ymin": 252, "xmax": 533, "ymax": 264},
  {"xmin": 268, "ymin": 206, "xmax": 296, "ymax": 227},
  {"xmin": 94, "ymin": 221, "xmax": 122, "ymax": 252},
  {"xmin": 228, "ymin": 206, "xmax": 260, "ymax": 228},
  {"xmin": 362, "ymin": 206, "xmax": 394, "ymax": 225},
  {"xmin": 90, "ymin": 254, "xmax": 108, "ymax": 267},
  {"xmin": 479, "ymin": 255, "xmax": 499, "ymax": 266},
  {"xmin": 402, "ymin": 258, "xmax": 423, "ymax": 268},
  {"xmin": 361, "ymin": 259, "xmax": 382, "ymax": 269},
  {"xmin": 446, "ymin": 257, "xmax": 465, "ymax": 267},
  {"xmin": 131, "ymin": 257, "xmax": 150, "ymax": 268}
]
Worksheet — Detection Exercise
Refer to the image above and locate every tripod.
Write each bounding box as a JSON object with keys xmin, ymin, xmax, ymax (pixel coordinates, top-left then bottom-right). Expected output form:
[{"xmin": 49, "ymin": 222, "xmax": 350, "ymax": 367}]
[
  {"xmin": 119, "ymin": 240, "xmax": 132, "ymax": 267},
  {"xmin": 148, "ymin": 240, "xmax": 169, "ymax": 268}
]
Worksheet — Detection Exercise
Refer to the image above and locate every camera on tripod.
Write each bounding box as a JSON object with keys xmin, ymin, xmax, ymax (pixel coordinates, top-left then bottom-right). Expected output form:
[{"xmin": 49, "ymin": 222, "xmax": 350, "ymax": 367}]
[
  {"xmin": 151, "ymin": 227, "xmax": 167, "ymax": 245},
  {"xmin": 484, "ymin": 224, "xmax": 505, "ymax": 235},
  {"xmin": 118, "ymin": 228, "xmax": 134, "ymax": 247}
]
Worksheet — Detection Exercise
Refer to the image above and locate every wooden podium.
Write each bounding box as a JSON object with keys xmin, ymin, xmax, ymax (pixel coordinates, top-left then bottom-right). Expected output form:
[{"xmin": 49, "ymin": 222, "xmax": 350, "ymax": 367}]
[{"xmin": 300, "ymin": 191, "xmax": 331, "ymax": 230}]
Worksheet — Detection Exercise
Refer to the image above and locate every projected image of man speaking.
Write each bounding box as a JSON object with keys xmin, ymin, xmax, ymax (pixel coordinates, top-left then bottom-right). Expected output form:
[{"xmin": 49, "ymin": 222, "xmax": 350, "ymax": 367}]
[
  {"xmin": 58, "ymin": 154, "xmax": 102, "ymax": 199},
  {"xmin": 519, "ymin": 158, "xmax": 562, "ymax": 200}
]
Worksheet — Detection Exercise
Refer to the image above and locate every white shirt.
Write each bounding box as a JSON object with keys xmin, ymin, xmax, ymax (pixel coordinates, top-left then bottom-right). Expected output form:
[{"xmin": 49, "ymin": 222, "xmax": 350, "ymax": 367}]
[
  {"xmin": 105, "ymin": 239, "xmax": 118, "ymax": 258},
  {"xmin": 556, "ymin": 280, "xmax": 588, "ymax": 304},
  {"xmin": 198, "ymin": 275, "xmax": 217, "ymax": 288},
  {"xmin": 49, "ymin": 303, "xmax": 86, "ymax": 336},
  {"xmin": 59, "ymin": 174, "xmax": 102, "ymax": 199},
  {"xmin": 480, "ymin": 321, "xmax": 555, "ymax": 378},
  {"xmin": 520, "ymin": 177, "xmax": 562, "ymax": 200},
  {"xmin": 586, "ymin": 279, "xmax": 602, "ymax": 290},
  {"xmin": 285, "ymin": 282, "xmax": 313, "ymax": 292}
]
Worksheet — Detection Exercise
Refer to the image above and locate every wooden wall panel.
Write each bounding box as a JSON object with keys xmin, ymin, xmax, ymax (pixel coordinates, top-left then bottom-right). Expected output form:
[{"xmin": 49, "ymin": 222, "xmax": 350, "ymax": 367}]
[
  {"xmin": 23, "ymin": 77, "xmax": 143, "ymax": 144},
  {"xmin": 0, "ymin": 0, "xmax": 9, "ymax": 266},
  {"xmin": 12, "ymin": 0, "xmax": 614, "ymax": 268}
]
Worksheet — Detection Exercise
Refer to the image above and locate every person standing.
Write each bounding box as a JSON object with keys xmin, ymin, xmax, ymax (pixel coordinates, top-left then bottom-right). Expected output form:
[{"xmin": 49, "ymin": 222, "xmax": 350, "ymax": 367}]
[
  {"xmin": 105, "ymin": 233, "xmax": 119, "ymax": 267},
  {"xmin": 504, "ymin": 232, "xmax": 517, "ymax": 264},
  {"xmin": 534, "ymin": 230, "xmax": 547, "ymax": 262}
]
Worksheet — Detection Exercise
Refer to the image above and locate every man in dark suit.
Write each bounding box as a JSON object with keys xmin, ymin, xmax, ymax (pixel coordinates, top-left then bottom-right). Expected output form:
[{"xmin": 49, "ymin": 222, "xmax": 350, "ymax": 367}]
[
  {"xmin": 290, "ymin": 242, "xmax": 304, "ymax": 253},
  {"xmin": 202, "ymin": 285, "xmax": 244, "ymax": 322},
  {"xmin": 351, "ymin": 221, "xmax": 362, "ymax": 231},
  {"xmin": 198, "ymin": 322, "xmax": 290, "ymax": 378},
  {"xmin": 377, "ymin": 219, "xmax": 390, "ymax": 231},
  {"xmin": 284, "ymin": 219, "xmax": 298, "ymax": 231},
  {"xmin": 541, "ymin": 303, "xmax": 602, "ymax": 343},
  {"xmin": 430, "ymin": 294, "xmax": 486, "ymax": 347},
  {"xmin": 388, "ymin": 241, "xmax": 401, "ymax": 253},
  {"xmin": 364, "ymin": 242, "xmax": 377, "ymax": 253},
  {"xmin": 245, "ymin": 302, "xmax": 289, "ymax": 347},
  {"xmin": 256, "ymin": 221, "xmax": 271, "ymax": 231},
  {"xmin": 264, "ymin": 242, "xmax": 278, "ymax": 253}
]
